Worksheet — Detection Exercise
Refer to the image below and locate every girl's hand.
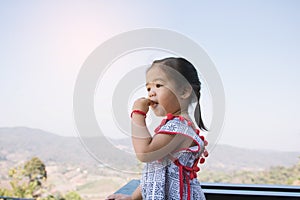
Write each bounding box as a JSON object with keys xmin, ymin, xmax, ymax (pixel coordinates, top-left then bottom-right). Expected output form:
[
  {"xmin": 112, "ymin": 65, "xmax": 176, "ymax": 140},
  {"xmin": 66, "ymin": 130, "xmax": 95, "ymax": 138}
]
[
  {"xmin": 132, "ymin": 97, "xmax": 152, "ymax": 113},
  {"xmin": 106, "ymin": 193, "xmax": 132, "ymax": 200}
]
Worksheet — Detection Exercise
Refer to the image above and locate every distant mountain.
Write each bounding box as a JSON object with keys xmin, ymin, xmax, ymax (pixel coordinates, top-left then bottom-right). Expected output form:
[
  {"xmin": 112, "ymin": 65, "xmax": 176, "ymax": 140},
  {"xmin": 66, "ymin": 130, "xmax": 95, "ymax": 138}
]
[
  {"xmin": 205, "ymin": 144, "xmax": 299, "ymax": 171},
  {"xmin": 0, "ymin": 127, "xmax": 299, "ymax": 172},
  {"xmin": 0, "ymin": 127, "xmax": 138, "ymax": 171}
]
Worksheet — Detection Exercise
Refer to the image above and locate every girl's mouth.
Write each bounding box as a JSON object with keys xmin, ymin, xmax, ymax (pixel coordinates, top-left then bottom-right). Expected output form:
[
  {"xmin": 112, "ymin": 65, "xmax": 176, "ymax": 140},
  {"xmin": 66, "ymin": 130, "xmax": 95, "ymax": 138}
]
[{"xmin": 150, "ymin": 100, "xmax": 158, "ymax": 108}]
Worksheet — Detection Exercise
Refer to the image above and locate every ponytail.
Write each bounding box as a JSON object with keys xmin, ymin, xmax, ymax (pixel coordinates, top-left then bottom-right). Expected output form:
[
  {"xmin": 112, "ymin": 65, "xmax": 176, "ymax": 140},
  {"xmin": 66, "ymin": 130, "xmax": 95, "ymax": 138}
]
[{"xmin": 194, "ymin": 100, "xmax": 207, "ymax": 131}]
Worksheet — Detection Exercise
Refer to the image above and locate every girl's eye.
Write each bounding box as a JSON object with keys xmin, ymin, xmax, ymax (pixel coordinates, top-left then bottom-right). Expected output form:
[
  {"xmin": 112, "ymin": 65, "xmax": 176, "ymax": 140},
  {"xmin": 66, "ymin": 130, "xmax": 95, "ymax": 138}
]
[{"xmin": 146, "ymin": 84, "xmax": 162, "ymax": 92}]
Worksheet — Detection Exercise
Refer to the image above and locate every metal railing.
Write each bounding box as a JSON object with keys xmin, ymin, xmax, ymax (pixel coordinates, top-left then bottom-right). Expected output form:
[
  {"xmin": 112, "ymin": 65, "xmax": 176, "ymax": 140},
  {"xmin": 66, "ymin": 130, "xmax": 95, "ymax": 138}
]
[
  {"xmin": 115, "ymin": 179, "xmax": 300, "ymax": 200},
  {"xmin": 0, "ymin": 197, "xmax": 35, "ymax": 200}
]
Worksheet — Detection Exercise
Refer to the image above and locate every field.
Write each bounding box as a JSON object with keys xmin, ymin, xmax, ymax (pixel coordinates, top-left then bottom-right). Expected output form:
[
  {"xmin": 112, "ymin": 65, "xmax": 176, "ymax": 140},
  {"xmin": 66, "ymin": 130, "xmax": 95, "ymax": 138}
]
[{"xmin": 0, "ymin": 127, "xmax": 299, "ymax": 199}]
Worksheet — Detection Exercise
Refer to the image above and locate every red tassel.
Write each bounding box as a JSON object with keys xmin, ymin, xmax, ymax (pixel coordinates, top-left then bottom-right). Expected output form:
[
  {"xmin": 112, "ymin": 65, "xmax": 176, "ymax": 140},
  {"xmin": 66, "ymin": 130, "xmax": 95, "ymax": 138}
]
[
  {"xmin": 200, "ymin": 135, "xmax": 205, "ymax": 141},
  {"xmin": 166, "ymin": 113, "xmax": 174, "ymax": 120},
  {"xmin": 204, "ymin": 140, "xmax": 208, "ymax": 146},
  {"xmin": 200, "ymin": 157, "xmax": 205, "ymax": 164},
  {"xmin": 203, "ymin": 150, "xmax": 209, "ymax": 157}
]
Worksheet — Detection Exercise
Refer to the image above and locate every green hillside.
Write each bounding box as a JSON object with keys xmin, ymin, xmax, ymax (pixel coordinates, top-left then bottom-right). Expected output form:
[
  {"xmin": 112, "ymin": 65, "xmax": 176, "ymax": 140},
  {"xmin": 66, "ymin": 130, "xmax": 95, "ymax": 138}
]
[{"xmin": 200, "ymin": 161, "xmax": 300, "ymax": 185}]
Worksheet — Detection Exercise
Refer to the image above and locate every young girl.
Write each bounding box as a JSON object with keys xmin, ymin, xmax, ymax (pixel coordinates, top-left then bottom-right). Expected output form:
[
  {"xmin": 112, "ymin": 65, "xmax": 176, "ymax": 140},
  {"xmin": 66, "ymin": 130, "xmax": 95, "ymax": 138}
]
[{"xmin": 107, "ymin": 57, "xmax": 208, "ymax": 200}]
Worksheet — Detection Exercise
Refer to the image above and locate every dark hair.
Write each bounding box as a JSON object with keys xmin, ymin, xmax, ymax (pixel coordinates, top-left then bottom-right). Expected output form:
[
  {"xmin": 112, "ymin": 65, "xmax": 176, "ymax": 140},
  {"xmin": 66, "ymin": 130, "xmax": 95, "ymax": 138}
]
[{"xmin": 152, "ymin": 57, "xmax": 207, "ymax": 131}]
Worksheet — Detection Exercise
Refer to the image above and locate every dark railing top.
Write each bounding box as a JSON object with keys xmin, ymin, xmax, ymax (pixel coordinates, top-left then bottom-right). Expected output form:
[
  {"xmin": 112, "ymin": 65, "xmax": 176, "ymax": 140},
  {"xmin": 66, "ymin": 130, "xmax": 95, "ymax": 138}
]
[
  {"xmin": 0, "ymin": 196, "xmax": 35, "ymax": 200},
  {"xmin": 202, "ymin": 182, "xmax": 300, "ymax": 193},
  {"xmin": 114, "ymin": 180, "xmax": 300, "ymax": 200}
]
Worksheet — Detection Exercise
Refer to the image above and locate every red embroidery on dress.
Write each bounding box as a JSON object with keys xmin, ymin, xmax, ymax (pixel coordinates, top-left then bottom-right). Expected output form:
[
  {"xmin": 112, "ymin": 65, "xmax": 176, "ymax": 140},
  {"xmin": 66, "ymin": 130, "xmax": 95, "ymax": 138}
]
[
  {"xmin": 155, "ymin": 113, "xmax": 209, "ymax": 200},
  {"xmin": 174, "ymin": 158, "xmax": 200, "ymax": 200}
]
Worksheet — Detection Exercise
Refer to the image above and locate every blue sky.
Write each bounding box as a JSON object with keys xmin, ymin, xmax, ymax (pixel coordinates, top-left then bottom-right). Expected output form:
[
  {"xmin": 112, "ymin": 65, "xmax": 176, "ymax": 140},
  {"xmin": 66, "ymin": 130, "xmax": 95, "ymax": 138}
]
[{"xmin": 0, "ymin": 0, "xmax": 299, "ymax": 151}]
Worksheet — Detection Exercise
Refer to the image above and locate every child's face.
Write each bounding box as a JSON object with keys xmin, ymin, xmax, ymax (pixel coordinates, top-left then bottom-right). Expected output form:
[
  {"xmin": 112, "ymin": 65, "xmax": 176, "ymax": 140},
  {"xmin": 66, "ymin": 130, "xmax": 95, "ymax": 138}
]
[{"xmin": 146, "ymin": 64, "xmax": 182, "ymax": 116}]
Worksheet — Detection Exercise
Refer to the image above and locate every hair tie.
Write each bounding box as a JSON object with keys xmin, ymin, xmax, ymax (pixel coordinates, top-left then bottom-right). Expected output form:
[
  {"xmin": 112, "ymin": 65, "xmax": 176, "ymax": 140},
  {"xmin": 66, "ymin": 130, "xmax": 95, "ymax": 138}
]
[{"xmin": 131, "ymin": 110, "xmax": 147, "ymax": 118}]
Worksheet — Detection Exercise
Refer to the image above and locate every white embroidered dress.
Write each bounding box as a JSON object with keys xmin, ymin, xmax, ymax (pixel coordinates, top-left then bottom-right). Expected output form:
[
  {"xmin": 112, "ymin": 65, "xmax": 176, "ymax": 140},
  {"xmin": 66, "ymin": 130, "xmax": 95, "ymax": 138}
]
[{"xmin": 141, "ymin": 114, "xmax": 207, "ymax": 200}]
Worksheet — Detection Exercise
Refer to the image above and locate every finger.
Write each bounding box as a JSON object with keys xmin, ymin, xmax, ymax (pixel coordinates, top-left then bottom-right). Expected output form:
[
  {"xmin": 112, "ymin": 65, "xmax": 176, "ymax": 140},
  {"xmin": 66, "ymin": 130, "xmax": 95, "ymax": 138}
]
[
  {"xmin": 105, "ymin": 194, "xmax": 116, "ymax": 200},
  {"xmin": 146, "ymin": 98, "xmax": 153, "ymax": 105},
  {"xmin": 138, "ymin": 97, "xmax": 147, "ymax": 100},
  {"xmin": 147, "ymin": 99, "xmax": 156, "ymax": 105},
  {"xmin": 106, "ymin": 194, "xmax": 125, "ymax": 200},
  {"xmin": 137, "ymin": 97, "xmax": 152, "ymax": 105}
]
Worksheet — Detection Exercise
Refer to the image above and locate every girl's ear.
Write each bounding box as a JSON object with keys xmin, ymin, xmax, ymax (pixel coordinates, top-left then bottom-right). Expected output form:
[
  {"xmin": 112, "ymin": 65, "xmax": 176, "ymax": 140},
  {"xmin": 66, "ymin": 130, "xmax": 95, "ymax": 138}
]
[{"xmin": 181, "ymin": 85, "xmax": 193, "ymax": 99}]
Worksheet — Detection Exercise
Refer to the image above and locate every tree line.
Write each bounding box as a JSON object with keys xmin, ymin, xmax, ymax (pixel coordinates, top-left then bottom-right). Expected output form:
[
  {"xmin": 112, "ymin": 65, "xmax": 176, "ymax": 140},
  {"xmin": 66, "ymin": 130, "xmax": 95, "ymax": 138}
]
[
  {"xmin": 200, "ymin": 160, "xmax": 300, "ymax": 185},
  {"xmin": 0, "ymin": 157, "xmax": 83, "ymax": 200}
]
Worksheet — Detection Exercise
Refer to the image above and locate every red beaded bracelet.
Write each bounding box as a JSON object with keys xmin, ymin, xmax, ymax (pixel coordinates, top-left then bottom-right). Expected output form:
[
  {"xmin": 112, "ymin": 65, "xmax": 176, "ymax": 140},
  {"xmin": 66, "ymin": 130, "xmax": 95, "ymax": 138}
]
[{"xmin": 131, "ymin": 110, "xmax": 147, "ymax": 118}]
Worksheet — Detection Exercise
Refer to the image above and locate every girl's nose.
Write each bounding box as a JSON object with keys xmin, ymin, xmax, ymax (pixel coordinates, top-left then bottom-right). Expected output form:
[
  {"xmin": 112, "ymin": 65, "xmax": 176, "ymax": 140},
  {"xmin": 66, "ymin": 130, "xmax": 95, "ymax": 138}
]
[{"xmin": 148, "ymin": 89, "xmax": 156, "ymax": 97}]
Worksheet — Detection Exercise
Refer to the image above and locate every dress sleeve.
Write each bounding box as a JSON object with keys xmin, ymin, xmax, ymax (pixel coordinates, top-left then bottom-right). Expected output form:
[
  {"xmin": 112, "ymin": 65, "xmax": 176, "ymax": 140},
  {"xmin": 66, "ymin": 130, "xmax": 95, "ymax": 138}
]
[{"xmin": 155, "ymin": 118, "xmax": 204, "ymax": 153}]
